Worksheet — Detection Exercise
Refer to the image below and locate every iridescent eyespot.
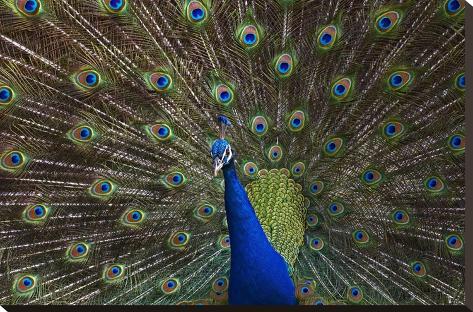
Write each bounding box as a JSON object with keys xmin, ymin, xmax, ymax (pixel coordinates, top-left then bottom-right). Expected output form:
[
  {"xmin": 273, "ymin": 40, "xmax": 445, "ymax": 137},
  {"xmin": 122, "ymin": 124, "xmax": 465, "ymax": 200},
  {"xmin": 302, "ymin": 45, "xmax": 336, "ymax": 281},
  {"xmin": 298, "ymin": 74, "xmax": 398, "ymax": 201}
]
[
  {"xmin": 388, "ymin": 71, "xmax": 412, "ymax": 91},
  {"xmin": 375, "ymin": 11, "xmax": 400, "ymax": 33},
  {"xmin": 212, "ymin": 276, "xmax": 229, "ymax": 292},
  {"xmin": 210, "ymin": 290, "xmax": 228, "ymax": 303},
  {"xmin": 14, "ymin": 274, "xmax": 38, "ymax": 295},
  {"xmin": 308, "ymin": 180, "xmax": 324, "ymax": 196},
  {"xmin": 323, "ymin": 137, "xmax": 343, "ymax": 157},
  {"xmin": 291, "ymin": 162, "xmax": 305, "ymax": 178},
  {"xmin": 382, "ymin": 121, "xmax": 405, "ymax": 140},
  {"xmin": 445, "ymin": 0, "xmax": 465, "ymax": 16},
  {"xmin": 347, "ymin": 286, "xmax": 363, "ymax": 303},
  {"xmin": 23, "ymin": 204, "xmax": 50, "ymax": 223},
  {"xmin": 274, "ymin": 53, "xmax": 294, "ymax": 78},
  {"xmin": 306, "ymin": 214, "xmax": 319, "ymax": 228},
  {"xmin": 122, "ymin": 209, "xmax": 145, "ymax": 227},
  {"xmin": 218, "ymin": 234, "xmax": 230, "ymax": 250},
  {"xmin": 102, "ymin": 0, "xmax": 127, "ymax": 13},
  {"xmin": 89, "ymin": 179, "xmax": 117, "ymax": 198},
  {"xmin": 67, "ymin": 242, "xmax": 90, "ymax": 261},
  {"xmin": 69, "ymin": 125, "xmax": 96, "ymax": 143},
  {"xmin": 445, "ymin": 233, "xmax": 463, "ymax": 251},
  {"xmin": 410, "ymin": 261, "xmax": 427, "ymax": 278},
  {"xmin": 0, "ymin": 85, "xmax": 14, "ymax": 106},
  {"xmin": 238, "ymin": 25, "xmax": 261, "ymax": 49},
  {"xmin": 448, "ymin": 134, "xmax": 465, "ymax": 153},
  {"xmin": 243, "ymin": 161, "xmax": 258, "ymax": 178},
  {"xmin": 250, "ymin": 116, "xmax": 269, "ymax": 136},
  {"xmin": 163, "ymin": 171, "xmax": 187, "ymax": 188},
  {"xmin": 75, "ymin": 69, "xmax": 100, "ymax": 90},
  {"xmin": 193, "ymin": 203, "xmax": 216, "ymax": 222},
  {"xmin": 214, "ymin": 84, "xmax": 234, "ymax": 106},
  {"xmin": 456, "ymin": 73, "xmax": 465, "ymax": 90},
  {"xmin": 267, "ymin": 145, "xmax": 283, "ymax": 162},
  {"xmin": 391, "ymin": 209, "xmax": 410, "ymax": 226},
  {"xmin": 352, "ymin": 230, "xmax": 369, "ymax": 245},
  {"xmin": 149, "ymin": 72, "xmax": 173, "ymax": 92},
  {"xmin": 327, "ymin": 202, "xmax": 344, "ymax": 217},
  {"xmin": 169, "ymin": 231, "xmax": 190, "ymax": 250},
  {"xmin": 331, "ymin": 78, "xmax": 352, "ymax": 100},
  {"xmin": 317, "ymin": 25, "xmax": 338, "ymax": 49},
  {"xmin": 296, "ymin": 280, "xmax": 316, "ymax": 300},
  {"xmin": 287, "ymin": 110, "xmax": 306, "ymax": 132},
  {"xmin": 361, "ymin": 169, "xmax": 383, "ymax": 186},
  {"xmin": 309, "ymin": 237, "xmax": 324, "ymax": 251},
  {"xmin": 312, "ymin": 298, "xmax": 325, "ymax": 305},
  {"xmin": 147, "ymin": 123, "xmax": 173, "ymax": 142},
  {"xmin": 1, "ymin": 150, "xmax": 29, "ymax": 172},
  {"xmin": 185, "ymin": 0, "xmax": 208, "ymax": 24},
  {"xmin": 161, "ymin": 278, "xmax": 181, "ymax": 294},
  {"xmin": 103, "ymin": 264, "xmax": 125, "ymax": 283},
  {"xmin": 424, "ymin": 176, "xmax": 445, "ymax": 193},
  {"xmin": 16, "ymin": 0, "xmax": 42, "ymax": 16}
]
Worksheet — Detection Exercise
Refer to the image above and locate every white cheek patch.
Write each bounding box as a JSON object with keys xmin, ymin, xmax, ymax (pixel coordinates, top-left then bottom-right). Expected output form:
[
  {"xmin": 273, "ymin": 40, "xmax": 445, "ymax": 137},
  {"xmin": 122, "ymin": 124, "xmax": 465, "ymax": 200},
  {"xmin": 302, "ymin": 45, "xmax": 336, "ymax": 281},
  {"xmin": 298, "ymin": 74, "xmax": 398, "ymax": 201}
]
[{"xmin": 213, "ymin": 145, "xmax": 232, "ymax": 176}]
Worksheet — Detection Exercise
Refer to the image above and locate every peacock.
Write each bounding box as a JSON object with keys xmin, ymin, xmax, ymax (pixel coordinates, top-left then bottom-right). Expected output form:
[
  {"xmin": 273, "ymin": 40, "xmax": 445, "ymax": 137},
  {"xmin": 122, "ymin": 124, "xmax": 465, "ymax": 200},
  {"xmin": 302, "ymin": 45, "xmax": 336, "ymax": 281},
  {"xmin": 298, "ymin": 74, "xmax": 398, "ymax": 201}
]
[{"xmin": 0, "ymin": 0, "xmax": 465, "ymax": 306}]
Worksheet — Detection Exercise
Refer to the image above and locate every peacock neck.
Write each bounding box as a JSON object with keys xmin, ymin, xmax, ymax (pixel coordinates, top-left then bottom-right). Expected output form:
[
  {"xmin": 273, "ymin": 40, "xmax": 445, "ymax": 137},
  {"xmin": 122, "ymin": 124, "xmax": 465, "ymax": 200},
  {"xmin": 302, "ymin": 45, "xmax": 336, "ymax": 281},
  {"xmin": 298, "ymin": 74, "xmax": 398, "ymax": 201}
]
[{"xmin": 222, "ymin": 161, "xmax": 296, "ymax": 305}]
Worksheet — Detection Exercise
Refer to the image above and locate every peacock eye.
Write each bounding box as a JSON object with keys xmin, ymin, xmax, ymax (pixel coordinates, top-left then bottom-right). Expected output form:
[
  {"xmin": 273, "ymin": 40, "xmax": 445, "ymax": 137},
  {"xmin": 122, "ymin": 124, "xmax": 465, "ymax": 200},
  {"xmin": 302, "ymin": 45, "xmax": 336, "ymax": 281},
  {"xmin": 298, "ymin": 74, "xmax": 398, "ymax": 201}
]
[
  {"xmin": 185, "ymin": 1, "xmax": 208, "ymax": 24},
  {"xmin": 103, "ymin": 264, "xmax": 125, "ymax": 283},
  {"xmin": 352, "ymin": 230, "xmax": 369, "ymax": 245},
  {"xmin": 16, "ymin": 0, "xmax": 42, "ymax": 16},
  {"xmin": 267, "ymin": 145, "xmax": 283, "ymax": 162},
  {"xmin": 148, "ymin": 123, "xmax": 173, "ymax": 142},
  {"xmin": 239, "ymin": 25, "xmax": 260, "ymax": 48},
  {"xmin": 163, "ymin": 171, "xmax": 187, "ymax": 188},
  {"xmin": 23, "ymin": 204, "xmax": 50, "ymax": 223},
  {"xmin": 67, "ymin": 242, "xmax": 90, "ymax": 261},
  {"xmin": 168, "ymin": 231, "xmax": 191, "ymax": 250},
  {"xmin": 445, "ymin": 234, "xmax": 463, "ymax": 252},
  {"xmin": 250, "ymin": 116, "xmax": 269, "ymax": 136},
  {"xmin": 194, "ymin": 203, "xmax": 216, "ymax": 222},
  {"xmin": 69, "ymin": 125, "xmax": 96, "ymax": 143},
  {"xmin": 347, "ymin": 286, "xmax": 363, "ymax": 303},
  {"xmin": 424, "ymin": 176, "xmax": 445, "ymax": 193},
  {"xmin": 160, "ymin": 278, "xmax": 181, "ymax": 294},
  {"xmin": 89, "ymin": 179, "xmax": 117, "ymax": 198},
  {"xmin": 274, "ymin": 53, "xmax": 295, "ymax": 78},
  {"xmin": 0, "ymin": 85, "xmax": 14, "ymax": 106},
  {"xmin": 213, "ymin": 84, "xmax": 234, "ymax": 106},
  {"xmin": 218, "ymin": 234, "xmax": 230, "ymax": 250},
  {"xmin": 14, "ymin": 274, "xmax": 38, "ymax": 295},
  {"xmin": 149, "ymin": 72, "xmax": 173, "ymax": 92},
  {"xmin": 242, "ymin": 161, "xmax": 258, "ymax": 178},
  {"xmin": 309, "ymin": 237, "xmax": 324, "ymax": 251},
  {"xmin": 331, "ymin": 78, "xmax": 352, "ymax": 100},
  {"xmin": 388, "ymin": 71, "xmax": 413, "ymax": 91},
  {"xmin": 445, "ymin": 0, "xmax": 465, "ymax": 16},
  {"xmin": 382, "ymin": 121, "xmax": 405, "ymax": 140},
  {"xmin": 291, "ymin": 162, "xmax": 305, "ymax": 178},
  {"xmin": 375, "ymin": 11, "xmax": 400, "ymax": 33},
  {"xmin": 287, "ymin": 110, "xmax": 306, "ymax": 132},
  {"xmin": 75, "ymin": 69, "xmax": 100, "ymax": 90},
  {"xmin": 391, "ymin": 209, "xmax": 410, "ymax": 226},
  {"xmin": 212, "ymin": 276, "xmax": 229, "ymax": 292},
  {"xmin": 317, "ymin": 25, "xmax": 338, "ymax": 49},
  {"xmin": 323, "ymin": 137, "xmax": 344, "ymax": 156},
  {"xmin": 102, "ymin": 0, "xmax": 127, "ymax": 13}
]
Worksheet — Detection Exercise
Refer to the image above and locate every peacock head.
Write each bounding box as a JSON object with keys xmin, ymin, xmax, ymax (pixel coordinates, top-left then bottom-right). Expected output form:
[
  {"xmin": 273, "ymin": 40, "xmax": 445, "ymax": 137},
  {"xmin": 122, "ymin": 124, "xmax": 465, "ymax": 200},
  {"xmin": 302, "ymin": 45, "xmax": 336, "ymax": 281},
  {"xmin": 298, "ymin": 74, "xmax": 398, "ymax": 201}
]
[{"xmin": 211, "ymin": 115, "xmax": 233, "ymax": 176}]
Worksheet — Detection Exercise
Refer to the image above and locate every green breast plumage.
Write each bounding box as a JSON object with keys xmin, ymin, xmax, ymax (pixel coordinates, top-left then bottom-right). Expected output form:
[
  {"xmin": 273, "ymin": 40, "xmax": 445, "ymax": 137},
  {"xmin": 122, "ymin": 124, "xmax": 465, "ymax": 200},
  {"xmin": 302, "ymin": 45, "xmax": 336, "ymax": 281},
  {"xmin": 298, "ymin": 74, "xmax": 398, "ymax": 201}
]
[{"xmin": 245, "ymin": 168, "xmax": 307, "ymax": 270}]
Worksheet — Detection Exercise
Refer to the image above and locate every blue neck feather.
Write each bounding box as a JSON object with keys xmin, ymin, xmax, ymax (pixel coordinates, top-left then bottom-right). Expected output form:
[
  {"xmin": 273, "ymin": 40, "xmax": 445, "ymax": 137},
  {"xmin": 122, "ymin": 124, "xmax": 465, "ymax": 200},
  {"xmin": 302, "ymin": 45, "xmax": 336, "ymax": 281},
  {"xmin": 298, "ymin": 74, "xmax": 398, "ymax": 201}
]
[{"xmin": 222, "ymin": 161, "xmax": 296, "ymax": 305}]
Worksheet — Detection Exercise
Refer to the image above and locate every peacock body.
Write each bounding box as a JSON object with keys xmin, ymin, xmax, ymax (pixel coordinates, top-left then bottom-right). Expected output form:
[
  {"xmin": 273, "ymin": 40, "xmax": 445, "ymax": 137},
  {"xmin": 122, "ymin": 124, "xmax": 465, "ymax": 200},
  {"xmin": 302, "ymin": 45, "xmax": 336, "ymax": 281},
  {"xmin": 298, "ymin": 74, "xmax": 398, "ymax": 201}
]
[{"xmin": 0, "ymin": 0, "xmax": 465, "ymax": 305}]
